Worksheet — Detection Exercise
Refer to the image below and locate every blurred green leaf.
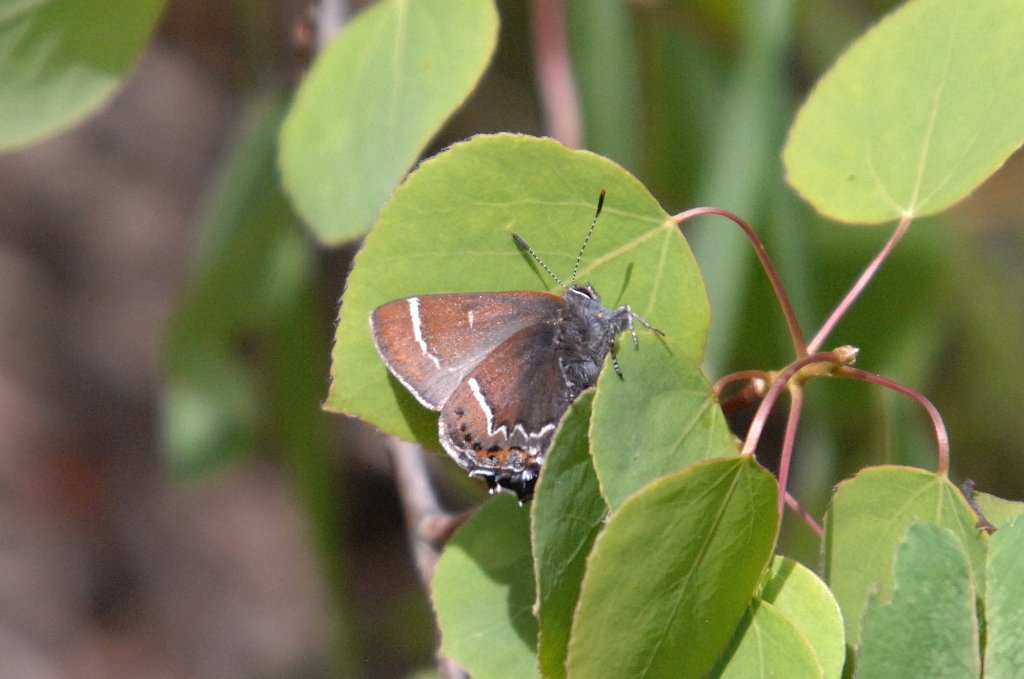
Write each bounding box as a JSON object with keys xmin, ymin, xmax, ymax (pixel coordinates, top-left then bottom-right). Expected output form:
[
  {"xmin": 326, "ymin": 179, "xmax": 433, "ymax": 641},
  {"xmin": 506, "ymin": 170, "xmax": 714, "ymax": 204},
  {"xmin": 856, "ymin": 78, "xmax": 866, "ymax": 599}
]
[
  {"xmin": 974, "ymin": 491, "xmax": 1024, "ymax": 530},
  {"xmin": 567, "ymin": 0, "xmax": 640, "ymax": 170},
  {"xmin": 163, "ymin": 94, "xmax": 308, "ymax": 476},
  {"xmin": 432, "ymin": 495, "xmax": 539, "ymax": 679},
  {"xmin": 758, "ymin": 557, "xmax": 845, "ymax": 678},
  {"xmin": 824, "ymin": 466, "xmax": 987, "ymax": 647},
  {"xmin": 567, "ymin": 456, "xmax": 778, "ymax": 678},
  {"xmin": 984, "ymin": 517, "xmax": 1024, "ymax": 679},
  {"xmin": 530, "ymin": 392, "xmax": 606, "ymax": 679},
  {"xmin": 857, "ymin": 522, "xmax": 980, "ymax": 679},
  {"xmin": 278, "ymin": 0, "xmax": 499, "ymax": 244},
  {"xmin": 710, "ymin": 600, "xmax": 822, "ymax": 679},
  {"xmin": 328, "ymin": 133, "xmax": 708, "ymax": 451},
  {"xmin": 0, "ymin": 0, "xmax": 164, "ymax": 152},
  {"xmin": 591, "ymin": 349, "xmax": 733, "ymax": 511},
  {"xmin": 784, "ymin": 0, "xmax": 1024, "ymax": 223}
]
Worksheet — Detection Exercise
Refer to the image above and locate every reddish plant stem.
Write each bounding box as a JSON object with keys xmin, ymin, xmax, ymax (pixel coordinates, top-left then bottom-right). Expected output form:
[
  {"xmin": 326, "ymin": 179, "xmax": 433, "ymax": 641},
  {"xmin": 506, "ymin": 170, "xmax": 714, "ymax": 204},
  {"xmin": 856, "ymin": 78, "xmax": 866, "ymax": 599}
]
[
  {"xmin": 740, "ymin": 351, "xmax": 848, "ymax": 457},
  {"xmin": 784, "ymin": 490, "xmax": 823, "ymax": 537},
  {"xmin": 836, "ymin": 367, "xmax": 950, "ymax": 476},
  {"xmin": 529, "ymin": 0, "xmax": 583, "ymax": 148},
  {"xmin": 674, "ymin": 207, "xmax": 808, "ymax": 357},
  {"xmin": 776, "ymin": 384, "xmax": 804, "ymax": 518},
  {"xmin": 807, "ymin": 214, "xmax": 913, "ymax": 353}
]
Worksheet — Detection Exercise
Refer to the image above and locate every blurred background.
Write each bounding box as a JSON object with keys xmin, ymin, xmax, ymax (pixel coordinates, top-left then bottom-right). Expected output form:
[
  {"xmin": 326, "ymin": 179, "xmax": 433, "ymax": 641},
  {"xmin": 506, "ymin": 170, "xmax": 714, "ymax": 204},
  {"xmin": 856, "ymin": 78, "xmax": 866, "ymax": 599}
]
[{"xmin": 1, "ymin": 1, "xmax": 1021, "ymax": 677}]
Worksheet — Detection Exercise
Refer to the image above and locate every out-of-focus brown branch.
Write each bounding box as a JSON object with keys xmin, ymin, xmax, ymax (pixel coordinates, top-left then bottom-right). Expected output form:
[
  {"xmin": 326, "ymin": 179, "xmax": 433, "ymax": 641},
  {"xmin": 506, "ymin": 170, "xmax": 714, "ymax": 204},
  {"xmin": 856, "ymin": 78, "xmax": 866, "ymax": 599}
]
[
  {"xmin": 529, "ymin": 0, "xmax": 583, "ymax": 147},
  {"xmin": 385, "ymin": 436, "xmax": 470, "ymax": 679}
]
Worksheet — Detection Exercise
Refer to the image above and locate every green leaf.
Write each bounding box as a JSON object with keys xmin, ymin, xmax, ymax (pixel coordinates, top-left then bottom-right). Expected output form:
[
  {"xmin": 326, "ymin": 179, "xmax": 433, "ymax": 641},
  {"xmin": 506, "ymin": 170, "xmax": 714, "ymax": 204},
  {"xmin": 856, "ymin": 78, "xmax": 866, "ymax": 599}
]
[
  {"xmin": 984, "ymin": 516, "xmax": 1024, "ymax": 679},
  {"xmin": 591, "ymin": 350, "xmax": 734, "ymax": 511},
  {"xmin": 783, "ymin": 0, "xmax": 1024, "ymax": 224},
  {"xmin": 278, "ymin": 0, "xmax": 499, "ymax": 244},
  {"xmin": 0, "ymin": 0, "xmax": 164, "ymax": 152},
  {"xmin": 974, "ymin": 491, "xmax": 1024, "ymax": 530},
  {"xmin": 530, "ymin": 392, "xmax": 607, "ymax": 679},
  {"xmin": 856, "ymin": 522, "xmax": 980, "ymax": 679},
  {"xmin": 328, "ymin": 133, "xmax": 708, "ymax": 451},
  {"xmin": 758, "ymin": 557, "xmax": 845, "ymax": 679},
  {"xmin": 567, "ymin": 456, "xmax": 778, "ymax": 679},
  {"xmin": 823, "ymin": 466, "xmax": 987, "ymax": 647},
  {"xmin": 432, "ymin": 495, "xmax": 539, "ymax": 679},
  {"xmin": 709, "ymin": 600, "xmax": 822, "ymax": 679}
]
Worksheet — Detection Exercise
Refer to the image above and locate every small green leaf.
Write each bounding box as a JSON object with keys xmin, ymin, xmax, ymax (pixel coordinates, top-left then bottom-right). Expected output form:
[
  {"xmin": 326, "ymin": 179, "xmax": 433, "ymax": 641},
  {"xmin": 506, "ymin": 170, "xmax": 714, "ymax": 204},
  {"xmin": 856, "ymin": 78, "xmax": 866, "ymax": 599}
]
[
  {"xmin": 279, "ymin": 0, "xmax": 499, "ymax": 243},
  {"xmin": 758, "ymin": 557, "xmax": 845, "ymax": 679},
  {"xmin": 974, "ymin": 491, "xmax": 1024, "ymax": 530},
  {"xmin": 824, "ymin": 466, "xmax": 987, "ymax": 647},
  {"xmin": 591, "ymin": 350, "xmax": 734, "ymax": 511},
  {"xmin": 784, "ymin": 0, "xmax": 1024, "ymax": 223},
  {"xmin": 856, "ymin": 522, "xmax": 980, "ymax": 679},
  {"xmin": 567, "ymin": 456, "xmax": 778, "ymax": 679},
  {"xmin": 0, "ymin": 0, "xmax": 165, "ymax": 152},
  {"xmin": 530, "ymin": 392, "xmax": 606, "ymax": 679},
  {"xmin": 328, "ymin": 134, "xmax": 708, "ymax": 452},
  {"xmin": 984, "ymin": 516, "xmax": 1024, "ymax": 679},
  {"xmin": 709, "ymin": 601, "xmax": 822, "ymax": 679},
  {"xmin": 432, "ymin": 496, "xmax": 539, "ymax": 679}
]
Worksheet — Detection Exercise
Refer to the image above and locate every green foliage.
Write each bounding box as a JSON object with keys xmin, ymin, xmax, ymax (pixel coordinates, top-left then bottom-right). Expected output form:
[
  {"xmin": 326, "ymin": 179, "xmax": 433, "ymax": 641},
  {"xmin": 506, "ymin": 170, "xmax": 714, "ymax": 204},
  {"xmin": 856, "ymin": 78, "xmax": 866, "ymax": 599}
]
[
  {"xmin": 985, "ymin": 518, "xmax": 1024, "ymax": 678},
  {"xmin": 784, "ymin": 0, "xmax": 1024, "ymax": 224},
  {"xmin": 278, "ymin": 0, "xmax": 499, "ymax": 244},
  {"xmin": 824, "ymin": 467, "xmax": 987, "ymax": 646},
  {"xmin": 857, "ymin": 523, "xmax": 980, "ymax": 678},
  {"xmin": 567, "ymin": 457, "xmax": 778, "ymax": 678},
  {"xmin": 0, "ymin": 0, "xmax": 164, "ymax": 151},
  {"xmin": 10, "ymin": 1, "xmax": 1024, "ymax": 677},
  {"xmin": 432, "ymin": 495, "xmax": 539, "ymax": 679}
]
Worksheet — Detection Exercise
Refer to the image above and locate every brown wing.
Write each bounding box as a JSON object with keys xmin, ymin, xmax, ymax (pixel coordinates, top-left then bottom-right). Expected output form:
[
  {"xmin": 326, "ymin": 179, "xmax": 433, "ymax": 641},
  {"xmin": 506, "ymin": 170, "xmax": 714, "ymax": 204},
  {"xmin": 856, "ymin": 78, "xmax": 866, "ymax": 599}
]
[{"xmin": 370, "ymin": 291, "xmax": 566, "ymax": 409}]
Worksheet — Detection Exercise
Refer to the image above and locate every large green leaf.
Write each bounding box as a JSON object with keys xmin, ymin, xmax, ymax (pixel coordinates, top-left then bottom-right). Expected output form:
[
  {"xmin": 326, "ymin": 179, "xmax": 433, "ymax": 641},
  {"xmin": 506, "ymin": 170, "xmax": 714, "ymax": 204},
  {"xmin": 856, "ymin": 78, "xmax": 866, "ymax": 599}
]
[
  {"xmin": 432, "ymin": 496, "xmax": 539, "ymax": 679},
  {"xmin": 984, "ymin": 517, "xmax": 1024, "ymax": 679},
  {"xmin": 591, "ymin": 349, "xmax": 733, "ymax": 511},
  {"xmin": 530, "ymin": 392, "xmax": 607, "ymax": 679},
  {"xmin": 328, "ymin": 134, "xmax": 708, "ymax": 452},
  {"xmin": 278, "ymin": 0, "xmax": 499, "ymax": 244},
  {"xmin": 567, "ymin": 456, "xmax": 778, "ymax": 678},
  {"xmin": 823, "ymin": 466, "xmax": 987, "ymax": 647},
  {"xmin": 784, "ymin": 0, "xmax": 1024, "ymax": 224},
  {"xmin": 856, "ymin": 522, "xmax": 980, "ymax": 679},
  {"xmin": 0, "ymin": 0, "xmax": 164, "ymax": 152}
]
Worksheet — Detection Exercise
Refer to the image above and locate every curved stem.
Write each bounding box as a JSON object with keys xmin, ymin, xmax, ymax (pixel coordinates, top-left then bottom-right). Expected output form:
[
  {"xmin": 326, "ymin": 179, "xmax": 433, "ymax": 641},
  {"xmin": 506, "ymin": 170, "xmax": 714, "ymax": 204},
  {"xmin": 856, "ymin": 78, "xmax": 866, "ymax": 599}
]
[
  {"xmin": 807, "ymin": 214, "xmax": 913, "ymax": 353},
  {"xmin": 529, "ymin": 0, "xmax": 583, "ymax": 148},
  {"xmin": 741, "ymin": 351, "xmax": 848, "ymax": 456},
  {"xmin": 836, "ymin": 367, "xmax": 950, "ymax": 476},
  {"xmin": 674, "ymin": 207, "xmax": 807, "ymax": 357},
  {"xmin": 776, "ymin": 384, "xmax": 804, "ymax": 518}
]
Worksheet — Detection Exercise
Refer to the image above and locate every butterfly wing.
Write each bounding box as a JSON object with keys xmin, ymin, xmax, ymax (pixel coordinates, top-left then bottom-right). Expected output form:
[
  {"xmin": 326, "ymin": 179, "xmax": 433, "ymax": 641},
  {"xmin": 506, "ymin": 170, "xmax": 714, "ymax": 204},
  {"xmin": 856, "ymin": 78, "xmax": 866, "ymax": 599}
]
[
  {"xmin": 438, "ymin": 318, "xmax": 580, "ymax": 499},
  {"xmin": 370, "ymin": 291, "xmax": 567, "ymax": 409}
]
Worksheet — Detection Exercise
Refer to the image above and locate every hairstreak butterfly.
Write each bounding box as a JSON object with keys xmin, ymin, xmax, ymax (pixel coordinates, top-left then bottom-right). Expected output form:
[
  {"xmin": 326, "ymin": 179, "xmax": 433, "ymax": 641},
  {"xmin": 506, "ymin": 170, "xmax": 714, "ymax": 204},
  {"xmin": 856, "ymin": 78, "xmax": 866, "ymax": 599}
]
[{"xmin": 370, "ymin": 192, "xmax": 661, "ymax": 502}]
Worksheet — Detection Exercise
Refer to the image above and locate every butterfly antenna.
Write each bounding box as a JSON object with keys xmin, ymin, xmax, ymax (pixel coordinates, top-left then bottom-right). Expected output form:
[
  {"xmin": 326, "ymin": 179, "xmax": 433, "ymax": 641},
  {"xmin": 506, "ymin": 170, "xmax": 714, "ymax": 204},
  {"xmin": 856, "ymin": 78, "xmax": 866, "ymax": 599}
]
[
  {"xmin": 571, "ymin": 190, "xmax": 605, "ymax": 286},
  {"xmin": 512, "ymin": 232, "xmax": 566, "ymax": 288}
]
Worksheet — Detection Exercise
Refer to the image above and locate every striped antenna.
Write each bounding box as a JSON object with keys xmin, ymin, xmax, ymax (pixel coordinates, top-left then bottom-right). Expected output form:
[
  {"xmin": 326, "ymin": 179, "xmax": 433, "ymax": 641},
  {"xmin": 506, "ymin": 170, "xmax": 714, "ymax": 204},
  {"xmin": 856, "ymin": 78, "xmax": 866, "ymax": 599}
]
[{"xmin": 512, "ymin": 190, "xmax": 607, "ymax": 289}]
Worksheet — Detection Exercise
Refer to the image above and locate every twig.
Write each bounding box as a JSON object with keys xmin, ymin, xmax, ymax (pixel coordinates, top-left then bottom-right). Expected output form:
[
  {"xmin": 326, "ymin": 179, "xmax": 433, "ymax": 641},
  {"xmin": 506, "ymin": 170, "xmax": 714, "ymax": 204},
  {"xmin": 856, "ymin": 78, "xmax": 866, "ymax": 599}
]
[
  {"xmin": 674, "ymin": 207, "xmax": 808, "ymax": 357},
  {"xmin": 836, "ymin": 367, "xmax": 950, "ymax": 476},
  {"xmin": 776, "ymin": 384, "xmax": 803, "ymax": 518},
  {"xmin": 529, "ymin": 0, "xmax": 583, "ymax": 147},
  {"xmin": 316, "ymin": 0, "xmax": 349, "ymax": 49},
  {"xmin": 807, "ymin": 214, "xmax": 913, "ymax": 353},
  {"xmin": 386, "ymin": 436, "xmax": 471, "ymax": 679}
]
